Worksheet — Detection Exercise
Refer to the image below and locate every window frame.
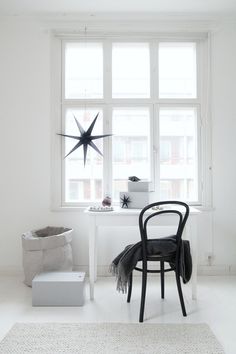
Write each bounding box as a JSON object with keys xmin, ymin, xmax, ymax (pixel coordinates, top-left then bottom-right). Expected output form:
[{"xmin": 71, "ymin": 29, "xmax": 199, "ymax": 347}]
[{"xmin": 51, "ymin": 33, "xmax": 211, "ymax": 209}]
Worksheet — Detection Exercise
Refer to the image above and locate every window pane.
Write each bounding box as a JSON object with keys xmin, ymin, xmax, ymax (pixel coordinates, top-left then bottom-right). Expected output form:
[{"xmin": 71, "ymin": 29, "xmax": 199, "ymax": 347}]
[
  {"xmin": 112, "ymin": 108, "xmax": 150, "ymax": 200},
  {"xmin": 159, "ymin": 42, "xmax": 197, "ymax": 98},
  {"xmin": 159, "ymin": 108, "xmax": 198, "ymax": 201},
  {"xmin": 64, "ymin": 108, "xmax": 103, "ymax": 202},
  {"xmin": 112, "ymin": 43, "xmax": 150, "ymax": 98},
  {"xmin": 65, "ymin": 42, "xmax": 103, "ymax": 99}
]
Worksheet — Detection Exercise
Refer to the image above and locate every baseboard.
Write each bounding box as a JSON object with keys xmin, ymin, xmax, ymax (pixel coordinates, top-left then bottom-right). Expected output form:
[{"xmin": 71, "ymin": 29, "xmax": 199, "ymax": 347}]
[
  {"xmin": 198, "ymin": 265, "xmax": 236, "ymax": 275},
  {"xmin": 0, "ymin": 266, "xmax": 24, "ymax": 276},
  {"xmin": 1, "ymin": 264, "xmax": 236, "ymax": 277},
  {"xmin": 74, "ymin": 264, "xmax": 236, "ymax": 277}
]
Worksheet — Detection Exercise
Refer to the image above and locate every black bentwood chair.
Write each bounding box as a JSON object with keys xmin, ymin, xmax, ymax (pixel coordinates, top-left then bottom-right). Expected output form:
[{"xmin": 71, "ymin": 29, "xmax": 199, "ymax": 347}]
[{"xmin": 127, "ymin": 201, "xmax": 190, "ymax": 322}]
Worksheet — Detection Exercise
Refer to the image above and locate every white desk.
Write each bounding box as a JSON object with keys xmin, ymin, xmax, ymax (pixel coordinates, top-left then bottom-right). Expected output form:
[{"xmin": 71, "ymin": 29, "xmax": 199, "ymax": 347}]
[{"xmin": 85, "ymin": 206, "xmax": 200, "ymax": 301}]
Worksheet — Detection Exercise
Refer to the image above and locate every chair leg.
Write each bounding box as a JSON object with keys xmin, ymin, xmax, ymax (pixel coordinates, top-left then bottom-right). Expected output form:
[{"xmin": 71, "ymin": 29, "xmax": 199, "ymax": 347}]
[
  {"xmin": 139, "ymin": 269, "xmax": 147, "ymax": 322},
  {"xmin": 160, "ymin": 261, "xmax": 165, "ymax": 299},
  {"xmin": 127, "ymin": 272, "xmax": 133, "ymax": 303},
  {"xmin": 175, "ymin": 272, "xmax": 187, "ymax": 317}
]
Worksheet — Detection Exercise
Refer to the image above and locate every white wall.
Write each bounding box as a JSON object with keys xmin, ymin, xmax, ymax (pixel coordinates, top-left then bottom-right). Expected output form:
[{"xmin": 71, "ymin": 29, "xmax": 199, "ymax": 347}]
[
  {"xmin": 0, "ymin": 17, "xmax": 235, "ymax": 275},
  {"xmin": 211, "ymin": 23, "xmax": 236, "ymax": 271}
]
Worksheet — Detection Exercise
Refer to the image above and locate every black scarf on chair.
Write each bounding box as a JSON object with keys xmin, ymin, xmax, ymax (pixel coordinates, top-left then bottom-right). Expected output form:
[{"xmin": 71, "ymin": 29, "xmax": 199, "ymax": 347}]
[{"xmin": 109, "ymin": 236, "xmax": 192, "ymax": 293}]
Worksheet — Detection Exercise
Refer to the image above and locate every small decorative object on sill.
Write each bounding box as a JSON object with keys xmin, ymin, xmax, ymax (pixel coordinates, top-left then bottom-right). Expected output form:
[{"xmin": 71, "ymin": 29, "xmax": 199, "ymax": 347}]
[
  {"xmin": 89, "ymin": 206, "xmax": 113, "ymax": 212},
  {"xmin": 120, "ymin": 194, "xmax": 131, "ymax": 208},
  {"xmin": 102, "ymin": 196, "xmax": 112, "ymax": 207},
  {"xmin": 128, "ymin": 176, "xmax": 140, "ymax": 182},
  {"xmin": 152, "ymin": 206, "xmax": 164, "ymax": 211},
  {"xmin": 57, "ymin": 112, "xmax": 112, "ymax": 166}
]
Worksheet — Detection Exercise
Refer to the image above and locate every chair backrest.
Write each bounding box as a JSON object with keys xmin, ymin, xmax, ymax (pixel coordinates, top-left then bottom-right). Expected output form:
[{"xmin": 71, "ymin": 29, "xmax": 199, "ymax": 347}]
[{"xmin": 139, "ymin": 201, "xmax": 190, "ymax": 259}]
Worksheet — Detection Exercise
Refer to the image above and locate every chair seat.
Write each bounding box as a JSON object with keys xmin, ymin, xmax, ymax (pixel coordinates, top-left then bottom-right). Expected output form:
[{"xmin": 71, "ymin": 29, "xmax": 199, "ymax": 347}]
[
  {"xmin": 147, "ymin": 252, "xmax": 176, "ymax": 262},
  {"xmin": 134, "ymin": 265, "xmax": 175, "ymax": 273},
  {"xmin": 135, "ymin": 253, "xmax": 176, "ymax": 273}
]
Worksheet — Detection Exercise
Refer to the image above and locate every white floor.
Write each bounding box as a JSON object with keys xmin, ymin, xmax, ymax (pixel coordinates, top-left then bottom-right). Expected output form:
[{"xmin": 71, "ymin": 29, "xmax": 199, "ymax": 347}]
[{"xmin": 0, "ymin": 275, "xmax": 235, "ymax": 354}]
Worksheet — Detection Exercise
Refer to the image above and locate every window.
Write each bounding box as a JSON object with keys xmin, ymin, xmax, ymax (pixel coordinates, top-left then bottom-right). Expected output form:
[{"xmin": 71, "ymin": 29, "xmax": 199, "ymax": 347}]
[
  {"xmin": 112, "ymin": 108, "xmax": 150, "ymax": 200},
  {"xmin": 52, "ymin": 35, "xmax": 209, "ymax": 207},
  {"xmin": 64, "ymin": 107, "xmax": 103, "ymax": 203},
  {"xmin": 65, "ymin": 42, "xmax": 103, "ymax": 99},
  {"xmin": 112, "ymin": 43, "xmax": 150, "ymax": 98},
  {"xmin": 158, "ymin": 42, "xmax": 197, "ymax": 98},
  {"xmin": 159, "ymin": 108, "xmax": 198, "ymax": 201}
]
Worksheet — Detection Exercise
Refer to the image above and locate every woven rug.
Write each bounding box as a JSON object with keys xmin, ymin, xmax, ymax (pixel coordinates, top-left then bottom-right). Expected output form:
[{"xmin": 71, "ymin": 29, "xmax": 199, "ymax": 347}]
[{"xmin": 0, "ymin": 323, "xmax": 224, "ymax": 354}]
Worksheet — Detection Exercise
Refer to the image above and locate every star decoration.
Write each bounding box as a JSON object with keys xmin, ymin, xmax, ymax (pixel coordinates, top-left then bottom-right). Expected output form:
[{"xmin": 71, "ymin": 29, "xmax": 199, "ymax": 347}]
[
  {"xmin": 120, "ymin": 194, "xmax": 131, "ymax": 208},
  {"xmin": 58, "ymin": 112, "xmax": 112, "ymax": 166}
]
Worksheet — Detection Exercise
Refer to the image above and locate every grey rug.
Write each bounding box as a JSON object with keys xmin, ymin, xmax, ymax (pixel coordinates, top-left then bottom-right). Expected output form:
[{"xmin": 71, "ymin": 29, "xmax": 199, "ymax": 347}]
[{"xmin": 0, "ymin": 323, "xmax": 224, "ymax": 354}]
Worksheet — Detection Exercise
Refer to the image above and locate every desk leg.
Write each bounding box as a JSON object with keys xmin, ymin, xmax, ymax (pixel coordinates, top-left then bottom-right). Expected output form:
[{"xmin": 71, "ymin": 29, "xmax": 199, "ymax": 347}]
[
  {"xmin": 188, "ymin": 215, "xmax": 198, "ymax": 300},
  {"xmin": 89, "ymin": 217, "xmax": 96, "ymax": 300},
  {"xmin": 94, "ymin": 231, "xmax": 98, "ymax": 282}
]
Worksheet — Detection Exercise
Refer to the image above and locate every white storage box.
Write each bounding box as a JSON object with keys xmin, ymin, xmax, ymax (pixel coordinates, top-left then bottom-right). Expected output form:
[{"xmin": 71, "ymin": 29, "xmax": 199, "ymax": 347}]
[
  {"xmin": 32, "ymin": 272, "xmax": 85, "ymax": 306},
  {"xmin": 120, "ymin": 192, "xmax": 150, "ymax": 209},
  {"xmin": 128, "ymin": 181, "xmax": 150, "ymax": 192}
]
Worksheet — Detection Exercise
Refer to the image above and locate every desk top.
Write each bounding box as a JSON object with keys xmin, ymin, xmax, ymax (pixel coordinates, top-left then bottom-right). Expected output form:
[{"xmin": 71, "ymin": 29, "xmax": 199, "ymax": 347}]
[{"xmin": 84, "ymin": 206, "xmax": 200, "ymax": 216}]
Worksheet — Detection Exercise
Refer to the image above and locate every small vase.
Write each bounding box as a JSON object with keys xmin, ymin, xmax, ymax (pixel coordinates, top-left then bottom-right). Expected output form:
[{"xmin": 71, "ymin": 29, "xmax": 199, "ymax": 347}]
[{"xmin": 102, "ymin": 196, "xmax": 112, "ymax": 207}]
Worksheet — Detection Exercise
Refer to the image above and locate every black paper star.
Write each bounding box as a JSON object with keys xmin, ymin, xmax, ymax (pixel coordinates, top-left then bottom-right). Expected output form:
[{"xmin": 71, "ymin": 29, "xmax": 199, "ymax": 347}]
[
  {"xmin": 58, "ymin": 112, "xmax": 112, "ymax": 166},
  {"xmin": 120, "ymin": 194, "xmax": 131, "ymax": 208}
]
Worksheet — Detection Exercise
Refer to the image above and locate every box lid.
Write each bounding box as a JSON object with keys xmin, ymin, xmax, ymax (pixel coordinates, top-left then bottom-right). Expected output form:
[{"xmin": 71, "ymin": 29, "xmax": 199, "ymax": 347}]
[{"xmin": 32, "ymin": 272, "xmax": 85, "ymax": 283}]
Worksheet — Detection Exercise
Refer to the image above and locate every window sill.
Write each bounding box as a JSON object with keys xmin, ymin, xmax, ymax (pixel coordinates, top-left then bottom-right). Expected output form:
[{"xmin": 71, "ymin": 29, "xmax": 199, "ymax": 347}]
[
  {"xmin": 51, "ymin": 204, "xmax": 215, "ymax": 213},
  {"xmin": 51, "ymin": 206, "xmax": 87, "ymax": 212}
]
